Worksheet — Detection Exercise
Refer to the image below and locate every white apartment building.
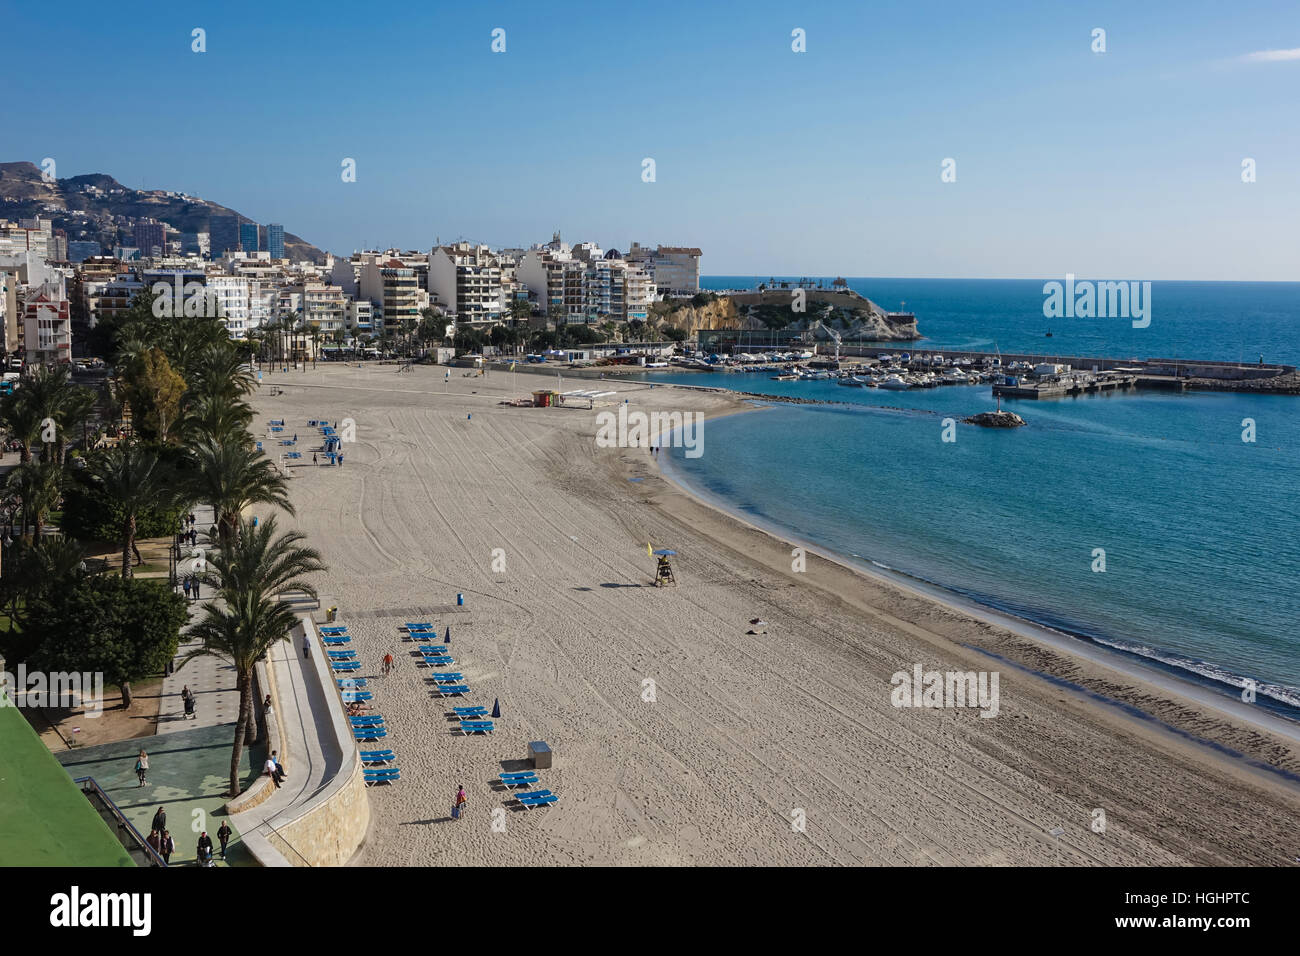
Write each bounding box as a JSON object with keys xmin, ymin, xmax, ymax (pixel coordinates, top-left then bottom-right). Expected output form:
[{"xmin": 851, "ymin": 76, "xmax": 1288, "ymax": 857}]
[
  {"xmin": 428, "ymin": 243, "xmax": 502, "ymax": 326},
  {"xmin": 23, "ymin": 276, "xmax": 72, "ymax": 365},
  {"xmin": 300, "ymin": 281, "xmax": 347, "ymax": 335},
  {"xmin": 205, "ymin": 275, "xmax": 254, "ymax": 335},
  {"xmin": 628, "ymin": 243, "xmax": 701, "ymax": 294},
  {"xmin": 347, "ymin": 298, "xmax": 374, "ymax": 337},
  {"xmin": 519, "ymin": 246, "xmax": 654, "ymax": 325}
]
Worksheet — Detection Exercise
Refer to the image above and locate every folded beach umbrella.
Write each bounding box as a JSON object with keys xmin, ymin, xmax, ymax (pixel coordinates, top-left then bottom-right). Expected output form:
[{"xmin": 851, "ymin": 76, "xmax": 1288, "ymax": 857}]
[
  {"xmin": 445, "ymin": 625, "xmax": 451, "ymax": 644},
  {"xmin": 491, "ymin": 698, "xmax": 500, "ymax": 718}
]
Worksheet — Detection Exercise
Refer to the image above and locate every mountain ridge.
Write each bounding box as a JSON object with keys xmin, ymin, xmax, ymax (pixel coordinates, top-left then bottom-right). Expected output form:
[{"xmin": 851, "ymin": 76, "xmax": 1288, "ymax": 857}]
[{"xmin": 0, "ymin": 161, "xmax": 326, "ymax": 263}]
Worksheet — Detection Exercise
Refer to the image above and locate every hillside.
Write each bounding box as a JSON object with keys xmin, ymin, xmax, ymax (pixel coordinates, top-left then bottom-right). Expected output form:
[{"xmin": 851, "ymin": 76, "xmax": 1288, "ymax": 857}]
[
  {"xmin": 0, "ymin": 161, "xmax": 325, "ymax": 263},
  {"xmin": 655, "ymin": 289, "xmax": 920, "ymax": 341}
]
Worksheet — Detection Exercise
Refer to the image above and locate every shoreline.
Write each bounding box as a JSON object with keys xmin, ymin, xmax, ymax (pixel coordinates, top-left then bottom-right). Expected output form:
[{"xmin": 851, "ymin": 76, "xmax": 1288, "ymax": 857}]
[
  {"xmin": 653, "ymin": 398, "xmax": 1300, "ymax": 731},
  {"xmin": 652, "ymin": 410, "xmax": 1300, "ymax": 757}
]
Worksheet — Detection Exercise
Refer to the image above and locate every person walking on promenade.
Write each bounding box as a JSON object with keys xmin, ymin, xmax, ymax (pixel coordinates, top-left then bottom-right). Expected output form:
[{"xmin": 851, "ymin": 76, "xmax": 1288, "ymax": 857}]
[
  {"xmin": 147, "ymin": 829, "xmax": 161, "ymax": 856},
  {"xmin": 217, "ymin": 822, "xmax": 232, "ymax": 860},
  {"xmin": 135, "ymin": 750, "xmax": 149, "ymax": 787},
  {"xmin": 183, "ymin": 577, "xmax": 191, "ymax": 600},
  {"xmin": 452, "ymin": 785, "xmax": 467, "ymax": 820},
  {"xmin": 302, "ymin": 634, "xmax": 311, "ymax": 659},
  {"xmin": 192, "ymin": 577, "xmax": 201, "ymax": 601},
  {"xmin": 181, "ymin": 685, "xmax": 196, "ymax": 720},
  {"xmin": 160, "ymin": 829, "xmax": 175, "ymax": 865},
  {"xmin": 197, "ymin": 832, "xmax": 214, "ymax": 867},
  {"xmin": 151, "ymin": 806, "xmax": 167, "ymax": 835},
  {"xmin": 383, "ymin": 652, "xmax": 393, "ymax": 676}
]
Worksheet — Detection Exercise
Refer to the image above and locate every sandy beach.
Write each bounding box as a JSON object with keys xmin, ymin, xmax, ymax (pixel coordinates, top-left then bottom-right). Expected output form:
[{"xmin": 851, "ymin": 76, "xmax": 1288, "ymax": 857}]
[{"xmin": 253, "ymin": 362, "xmax": 1300, "ymax": 866}]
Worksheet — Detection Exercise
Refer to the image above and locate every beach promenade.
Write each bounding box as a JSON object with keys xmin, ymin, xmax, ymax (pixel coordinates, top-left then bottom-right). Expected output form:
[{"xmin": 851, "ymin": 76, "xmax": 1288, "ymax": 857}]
[{"xmin": 249, "ymin": 362, "xmax": 1300, "ymax": 866}]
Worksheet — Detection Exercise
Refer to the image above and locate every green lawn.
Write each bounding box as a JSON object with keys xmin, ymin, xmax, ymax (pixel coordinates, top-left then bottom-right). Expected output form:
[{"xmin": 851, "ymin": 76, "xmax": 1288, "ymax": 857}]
[{"xmin": 0, "ymin": 706, "xmax": 133, "ymax": 866}]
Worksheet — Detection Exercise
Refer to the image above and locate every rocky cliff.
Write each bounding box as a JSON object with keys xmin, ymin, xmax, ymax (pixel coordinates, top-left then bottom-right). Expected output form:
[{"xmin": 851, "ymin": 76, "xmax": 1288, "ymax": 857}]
[{"xmin": 657, "ymin": 289, "xmax": 920, "ymax": 341}]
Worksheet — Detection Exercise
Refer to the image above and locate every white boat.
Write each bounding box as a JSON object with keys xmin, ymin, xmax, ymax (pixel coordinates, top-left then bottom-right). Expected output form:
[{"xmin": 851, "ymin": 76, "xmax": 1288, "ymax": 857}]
[
  {"xmin": 837, "ymin": 375, "xmax": 869, "ymax": 387},
  {"xmin": 877, "ymin": 374, "xmax": 911, "ymax": 390}
]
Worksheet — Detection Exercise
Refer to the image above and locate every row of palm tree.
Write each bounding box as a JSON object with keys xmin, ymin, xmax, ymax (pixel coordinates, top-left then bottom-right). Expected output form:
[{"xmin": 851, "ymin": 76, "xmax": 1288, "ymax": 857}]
[{"xmin": 5, "ymin": 287, "xmax": 326, "ymax": 795}]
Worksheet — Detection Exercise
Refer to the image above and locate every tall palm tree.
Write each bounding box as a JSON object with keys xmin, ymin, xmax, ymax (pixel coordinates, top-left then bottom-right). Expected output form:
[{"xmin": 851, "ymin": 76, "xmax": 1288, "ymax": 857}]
[
  {"xmin": 0, "ymin": 389, "xmax": 45, "ymax": 463},
  {"xmin": 188, "ymin": 435, "xmax": 293, "ymax": 544},
  {"xmin": 187, "ymin": 516, "xmax": 324, "ymax": 795},
  {"xmin": 89, "ymin": 441, "xmax": 179, "ymax": 578},
  {"xmin": 188, "ymin": 344, "xmax": 255, "ymax": 403},
  {"xmin": 180, "ymin": 393, "xmax": 254, "ymax": 445}
]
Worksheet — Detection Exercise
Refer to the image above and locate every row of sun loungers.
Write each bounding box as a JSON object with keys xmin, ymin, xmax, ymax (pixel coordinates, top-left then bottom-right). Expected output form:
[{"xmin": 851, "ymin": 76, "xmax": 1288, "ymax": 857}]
[
  {"xmin": 498, "ymin": 771, "xmax": 558, "ymax": 808},
  {"xmin": 325, "ymin": 619, "xmax": 401, "ymax": 786}
]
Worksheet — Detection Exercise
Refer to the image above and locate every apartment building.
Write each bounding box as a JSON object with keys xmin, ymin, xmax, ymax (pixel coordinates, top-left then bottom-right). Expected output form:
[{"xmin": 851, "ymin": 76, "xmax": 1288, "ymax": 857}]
[
  {"xmin": 23, "ymin": 276, "xmax": 72, "ymax": 365},
  {"xmin": 359, "ymin": 256, "xmax": 419, "ymax": 332},
  {"xmin": 428, "ymin": 242, "xmax": 502, "ymax": 326},
  {"xmin": 133, "ymin": 220, "xmax": 167, "ymax": 259},
  {"xmin": 267, "ymin": 223, "xmax": 285, "ymax": 259},
  {"xmin": 239, "ymin": 222, "xmax": 259, "ymax": 253},
  {"xmin": 0, "ymin": 270, "xmax": 18, "ymax": 355},
  {"xmin": 209, "ymin": 215, "xmax": 239, "ymax": 257},
  {"xmin": 300, "ymin": 281, "xmax": 347, "ymax": 335},
  {"xmin": 628, "ymin": 242, "xmax": 701, "ymax": 294}
]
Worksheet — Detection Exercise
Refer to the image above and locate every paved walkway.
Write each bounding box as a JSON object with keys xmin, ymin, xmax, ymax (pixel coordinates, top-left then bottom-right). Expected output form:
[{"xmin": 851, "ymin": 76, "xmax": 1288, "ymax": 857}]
[
  {"xmin": 229, "ymin": 604, "xmax": 345, "ymax": 865},
  {"xmin": 160, "ymin": 505, "xmax": 240, "ymax": 733}
]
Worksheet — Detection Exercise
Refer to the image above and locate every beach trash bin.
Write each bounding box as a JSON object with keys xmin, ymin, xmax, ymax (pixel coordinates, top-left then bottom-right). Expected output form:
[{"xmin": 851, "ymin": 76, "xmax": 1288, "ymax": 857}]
[
  {"xmin": 252, "ymin": 516, "xmax": 258, "ymax": 528},
  {"xmin": 456, "ymin": 593, "xmax": 464, "ymax": 606},
  {"xmin": 528, "ymin": 741, "xmax": 552, "ymax": 770},
  {"xmin": 327, "ymin": 606, "xmax": 337, "ymax": 623}
]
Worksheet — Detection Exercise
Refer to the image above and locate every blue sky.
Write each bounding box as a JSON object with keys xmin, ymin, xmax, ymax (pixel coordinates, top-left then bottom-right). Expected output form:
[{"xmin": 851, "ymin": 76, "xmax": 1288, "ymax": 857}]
[{"xmin": 6, "ymin": 0, "xmax": 1298, "ymax": 279}]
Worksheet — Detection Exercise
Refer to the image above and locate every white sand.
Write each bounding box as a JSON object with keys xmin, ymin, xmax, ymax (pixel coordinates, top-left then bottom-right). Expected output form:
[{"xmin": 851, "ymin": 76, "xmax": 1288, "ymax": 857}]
[{"xmin": 253, "ymin": 362, "xmax": 1300, "ymax": 866}]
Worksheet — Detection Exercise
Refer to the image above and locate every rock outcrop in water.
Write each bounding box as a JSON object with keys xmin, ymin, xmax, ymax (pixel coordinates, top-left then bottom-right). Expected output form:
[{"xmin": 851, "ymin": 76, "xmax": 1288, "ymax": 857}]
[
  {"xmin": 965, "ymin": 410, "xmax": 1026, "ymax": 428},
  {"xmin": 656, "ymin": 289, "xmax": 920, "ymax": 341}
]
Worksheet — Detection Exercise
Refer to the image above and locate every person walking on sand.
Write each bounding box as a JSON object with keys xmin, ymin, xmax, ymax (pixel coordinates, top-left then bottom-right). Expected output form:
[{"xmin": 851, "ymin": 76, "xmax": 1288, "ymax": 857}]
[
  {"xmin": 383, "ymin": 652, "xmax": 393, "ymax": 676},
  {"xmin": 160, "ymin": 829, "xmax": 175, "ymax": 865},
  {"xmin": 152, "ymin": 806, "xmax": 167, "ymax": 835},
  {"xmin": 452, "ymin": 785, "xmax": 467, "ymax": 820},
  {"xmin": 313, "ymin": 452, "xmax": 318, "ymax": 464},
  {"xmin": 217, "ymin": 822, "xmax": 232, "ymax": 860},
  {"xmin": 135, "ymin": 750, "xmax": 149, "ymax": 787}
]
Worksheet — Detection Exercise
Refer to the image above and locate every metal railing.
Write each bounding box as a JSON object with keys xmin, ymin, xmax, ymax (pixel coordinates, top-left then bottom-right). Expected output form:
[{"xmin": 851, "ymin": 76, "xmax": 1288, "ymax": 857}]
[{"xmin": 73, "ymin": 776, "xmax": 168, "ymax": 867}]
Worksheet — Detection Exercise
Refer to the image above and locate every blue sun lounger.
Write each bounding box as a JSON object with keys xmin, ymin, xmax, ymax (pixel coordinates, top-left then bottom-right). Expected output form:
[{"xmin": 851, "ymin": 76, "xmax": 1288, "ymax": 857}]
[
  {"xmin": 320, "ymin": 626, "xmax": 349, "ymax": 635},
  {"xmin": 353, "ymin": 727, "xmax": 387, "ymax": 741},
  {"xmin": 431, "ymin": 684, "xmax": 469, "ymax": 697},
  {"xmin": 459, "ymin": 720, "xmax": 494, "ymax": 735},
  {"xmin": 452, "ymin": 706, "xmax": 488, "ymax": 718},
  {"xmin": 499, "ymin": 772, "xmax": 538, "ymax": 789},
  {"xmin": 342, "ymin": 691, "xmax": 372, "ymax": 703},
  {"xmin": 360, "ymin": 750, "xmax": 395, "ymax": 763},
  {"xmin": 338, "ymin": 678, "xmax": 367, "ymax": 689},
  {"xmin": 349, "ymin": 714, "xmax": 384, "ymax": 724},
  {"xmin": 323, "ymin": 635, "xmax": 350, "ymax": 645},
  {"xmin": 416, "ymin": 645, "xmax": 447, "ymax": 654},
  {"xmin": 364, "ymin": 768, "xmax": 401, "ymax": 786},
  {"xmin": 404, "ymin": 621, "xmax": 432, "ymax": 630},
  {"xmin": 516, "ymin": 790, "xmax": 558, "ymax": 809},
  {"xmin": 423, "ymin": 656, "xmax": 455, "ymax": 667},
  {"xmin": 431, "ymin": 672, "xmax": 463, "ymax": 683},
  {"xmin": 332, "ymin": 662, "xmax": 361, "ymax": 672},
  {"xmin": 327, "ymin": 650, "xmax": 355, "ymax": 659}
]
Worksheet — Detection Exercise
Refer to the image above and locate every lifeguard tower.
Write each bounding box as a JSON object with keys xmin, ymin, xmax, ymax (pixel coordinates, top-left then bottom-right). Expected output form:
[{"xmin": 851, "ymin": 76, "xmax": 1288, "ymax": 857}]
[{"xmin": 653, "ymin": 549, "xmax": 677, "ymax": 587}]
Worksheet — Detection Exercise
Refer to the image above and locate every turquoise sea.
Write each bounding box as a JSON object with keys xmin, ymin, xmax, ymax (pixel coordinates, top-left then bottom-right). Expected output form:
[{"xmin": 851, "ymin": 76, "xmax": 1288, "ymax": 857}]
[{"xmin": 645, "ymin": 278, "xmax": 1300, "ymax": 718}]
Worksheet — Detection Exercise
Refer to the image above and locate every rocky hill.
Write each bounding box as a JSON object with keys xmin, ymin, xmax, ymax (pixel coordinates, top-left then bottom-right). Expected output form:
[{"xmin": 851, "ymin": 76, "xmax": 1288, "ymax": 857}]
[
  {"xmin": 655, "ymin": 289, "xmax": 920, "ymax": 341},
  {"xmin": 0, "ymin": 161, "xmax": 325, "ymax": 263}
]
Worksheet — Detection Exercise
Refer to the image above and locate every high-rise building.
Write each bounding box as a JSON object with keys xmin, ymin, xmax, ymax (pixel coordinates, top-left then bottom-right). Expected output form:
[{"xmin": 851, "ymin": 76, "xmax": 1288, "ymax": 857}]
[
  {"xmin": 133, "ymin": 220, "xmax": 167, "ymax": 259},
  {"xmin": 239, "ymin": 222, "xmax": 259, "ymax": 253},
  {"xmin": 428, "ymin": 243, "xmax": 502, "ymax": 325},
  {"xmin": 267, "ymin": 223, "xmax": 285, "ymax": 260},
  {"xmin": 209, "ymin": 215, "xmax": 239, "ymax": 257},
  {"xmin": 67, "ymin": 240, "xmax": 102, "ymax": 263}
]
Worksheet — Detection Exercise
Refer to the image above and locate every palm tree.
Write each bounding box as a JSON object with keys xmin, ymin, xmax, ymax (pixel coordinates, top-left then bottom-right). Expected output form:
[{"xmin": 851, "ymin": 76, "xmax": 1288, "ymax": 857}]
[
  {"xmin": 188, "ymin": 344, "xmax": 255, "ymax": 403},
  {"xmin": 0, "ymin": 389, "xmax": 45, "ymax": 463},
  {"xmin": 187, "ymin": 516, "xmax": 325, "ymax": 795},
  {"xmin": 89, "ymin": 441, "xmax": 179, "ymax": 578},
  {"xmin": 188, "ymin": 436, "xmax": 293, "ymax": 544},
  {"xmin": 6, "ymin": 460, "xmax": 61, "ymax": 541},
  {"xmin": 181, "ymin": 393, "xmax": 254, "ymax": 445}
]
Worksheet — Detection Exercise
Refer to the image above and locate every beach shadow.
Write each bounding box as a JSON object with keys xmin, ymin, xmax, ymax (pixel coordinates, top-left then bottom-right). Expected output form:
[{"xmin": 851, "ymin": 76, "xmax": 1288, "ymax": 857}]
[
  {"xmin": 401, "ymin": 817, "xmax": 454, "ymax": 826},
  {"xmin": 599, "ymin": 582, "xmax": 643, "ymax": 589},
  {"xmin": 571, "ymin": 587, "xmax": 593, "ymax": 592},
  {"xmin": 498, "ymin": 758, "xmax": 532, "ymax": 773}
]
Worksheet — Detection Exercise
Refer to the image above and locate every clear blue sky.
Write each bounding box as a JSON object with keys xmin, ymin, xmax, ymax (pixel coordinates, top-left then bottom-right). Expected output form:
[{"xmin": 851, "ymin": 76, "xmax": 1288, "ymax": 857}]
[{"xmin": 7, "ymin": 0, "xmax": 1298, "ymax": 279}]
